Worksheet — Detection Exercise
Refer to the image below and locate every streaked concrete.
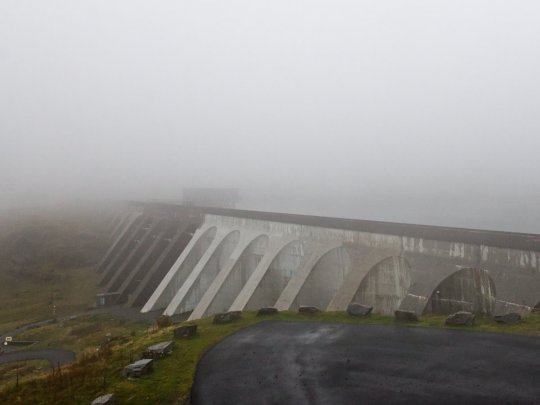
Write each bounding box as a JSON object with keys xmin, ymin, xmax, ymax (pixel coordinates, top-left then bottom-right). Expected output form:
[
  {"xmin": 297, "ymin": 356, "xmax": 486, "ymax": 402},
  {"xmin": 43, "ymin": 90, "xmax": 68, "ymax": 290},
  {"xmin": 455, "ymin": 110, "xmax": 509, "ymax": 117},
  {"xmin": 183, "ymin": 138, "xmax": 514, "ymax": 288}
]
[{"xmin": 98, "ymin": 204, "xmax": 540, "ymax": 320}]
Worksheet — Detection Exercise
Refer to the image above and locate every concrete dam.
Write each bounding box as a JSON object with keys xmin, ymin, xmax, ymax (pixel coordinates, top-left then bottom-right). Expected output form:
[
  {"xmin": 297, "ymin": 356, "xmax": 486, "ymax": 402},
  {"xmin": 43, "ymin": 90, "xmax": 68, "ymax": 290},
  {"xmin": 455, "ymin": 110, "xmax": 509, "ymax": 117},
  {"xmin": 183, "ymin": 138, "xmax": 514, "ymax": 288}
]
[{"xmin": 98, "ymin": 202, "xmax": 540, "ymax": 320}]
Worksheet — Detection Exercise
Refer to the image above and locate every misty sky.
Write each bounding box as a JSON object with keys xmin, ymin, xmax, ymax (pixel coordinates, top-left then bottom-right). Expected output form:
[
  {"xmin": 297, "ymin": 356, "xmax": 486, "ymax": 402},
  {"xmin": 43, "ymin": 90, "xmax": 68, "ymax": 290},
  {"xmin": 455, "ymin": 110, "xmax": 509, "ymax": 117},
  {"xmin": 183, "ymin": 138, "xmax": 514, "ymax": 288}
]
[{"xmin": 1, "ymin": 1, "xmax": 540, "ymax": 232}]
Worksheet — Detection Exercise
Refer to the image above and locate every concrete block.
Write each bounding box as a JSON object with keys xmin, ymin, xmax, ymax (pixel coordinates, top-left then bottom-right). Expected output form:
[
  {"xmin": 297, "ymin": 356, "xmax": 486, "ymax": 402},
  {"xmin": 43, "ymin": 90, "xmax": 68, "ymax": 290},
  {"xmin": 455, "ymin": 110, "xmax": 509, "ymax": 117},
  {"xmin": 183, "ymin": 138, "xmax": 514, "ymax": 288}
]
[
  {"xmin": 494, "ymin": 313, "xmax": 522, "ymax": 324},
  {"xmin": 123, "ymin": 358, "xmax": 153, "ymax": 378},
  {"xmin": 394, "ymin": 310, "xmax": 419, "ymax": 322},
  {"xmin": 142, "ymin": 341, "xmax": 175, "ymax": 359},
  {"xmin": 298, "ymin": 306, "xmax": 322, "ymax": 314},
  {"xmin": 257, "ymin": 307, "xmax": 279, "ymax": 316},
  {"xmin": 445, "ymin": 311, "xmax": 475, "ymax": 326},
  {"xmin": 347, "ymin": 303, "xmax": 373, "ymax": 317},
  {"xmin": 213, "ymin": 311, "xmax": 242, "ymax": 324},
  {"xmin": 174, "ymin": 324, "xmax": 198, "ymax": 338}
]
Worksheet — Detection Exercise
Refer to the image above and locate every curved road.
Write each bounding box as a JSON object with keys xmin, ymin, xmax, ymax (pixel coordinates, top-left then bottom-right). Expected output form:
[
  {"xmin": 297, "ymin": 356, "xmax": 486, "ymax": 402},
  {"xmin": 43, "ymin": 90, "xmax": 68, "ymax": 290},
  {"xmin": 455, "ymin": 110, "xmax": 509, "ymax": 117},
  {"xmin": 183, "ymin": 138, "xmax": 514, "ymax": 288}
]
[
  {"xmin": 193, "ymin": 321, "xmax": 540, "ymax": 405},
  {"xmin": 0, "ymin": 349, "xmax": 75, "ymax": 367}
]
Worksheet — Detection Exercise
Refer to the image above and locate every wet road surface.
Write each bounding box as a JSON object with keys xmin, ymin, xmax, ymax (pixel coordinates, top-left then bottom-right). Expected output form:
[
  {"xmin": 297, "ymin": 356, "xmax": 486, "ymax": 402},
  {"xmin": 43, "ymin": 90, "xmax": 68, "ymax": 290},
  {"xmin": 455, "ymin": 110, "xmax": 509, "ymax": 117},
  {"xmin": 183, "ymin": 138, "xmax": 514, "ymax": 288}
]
[{"xmin": 192, "ymin": 321, "xmax": 540, "ymax": 405}]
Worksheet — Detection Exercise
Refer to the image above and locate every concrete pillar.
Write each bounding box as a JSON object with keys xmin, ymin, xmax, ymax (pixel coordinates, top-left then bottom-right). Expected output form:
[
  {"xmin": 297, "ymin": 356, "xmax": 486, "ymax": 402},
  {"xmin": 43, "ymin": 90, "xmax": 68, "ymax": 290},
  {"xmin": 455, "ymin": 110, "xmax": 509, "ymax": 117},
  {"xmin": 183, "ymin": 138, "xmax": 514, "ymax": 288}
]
[
  {"xmin": 109, "ymin": 212, "xmax": 132, "ymax": 241},
  {"xmin": 127, "ymin": 222, "xmax": 191, "ymax": 308},
  {"xmin": 274, "ymin": 241, "xmax": 341, "ymax": 311},
  {"xmin": 327, "ymin": 248, "xmax": 397, "ymax": 311},
  {"xmin": 228, "ymin": 237, "xmax": 300, "ymax": 312},
  {"xmin": 189, "ymin": 232, "xmax": 267, "ymax": 320},
  {"xmin": 99, "ymin": 214, "xmax": 146, "ymax": 279},
  {"xmin": 97, "ymin": 213, "xmax": 142, "ymax": 273},
  {"xmin": 106, "ymin": 213, "xmax": 124, "ymax": 239},
  {"xmin": 164, "ymin": 229, "xmax": 240, "ymax": 316},
  {"xmin": 141, "ymin": 225, "xmax": 218, "ymax": 313},
  {"xmin": 398, "ymin": 259, "xmax": 467, "ymax": 314},
  {"xmin": 115, "ymin": 221, "xmax": 170, "ymax": 303},
  {"xmin": 102, "ymin": 218, "xmax": 160, "ymax": 293},
  {"xmin": 290, "ymin": 246, "xmax": 353, "ymax": 310}
]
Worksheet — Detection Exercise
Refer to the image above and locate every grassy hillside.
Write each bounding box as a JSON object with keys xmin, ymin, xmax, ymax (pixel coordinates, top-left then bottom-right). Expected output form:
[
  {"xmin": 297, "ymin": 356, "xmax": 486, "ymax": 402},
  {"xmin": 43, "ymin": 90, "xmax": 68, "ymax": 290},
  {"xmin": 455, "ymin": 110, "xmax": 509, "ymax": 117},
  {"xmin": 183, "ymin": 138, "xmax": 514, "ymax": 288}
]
[{"xmin": 0, "ymin": 206, "xmax": 110, "ymax": 333}]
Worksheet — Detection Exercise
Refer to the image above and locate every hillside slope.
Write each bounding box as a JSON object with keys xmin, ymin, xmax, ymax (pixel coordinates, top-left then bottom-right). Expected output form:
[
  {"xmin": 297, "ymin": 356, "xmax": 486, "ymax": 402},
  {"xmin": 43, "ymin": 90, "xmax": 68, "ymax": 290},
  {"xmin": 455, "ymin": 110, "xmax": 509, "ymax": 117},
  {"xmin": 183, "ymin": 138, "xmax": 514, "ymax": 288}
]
[{"xmin": 0, "ymin": 206, "xmax": 110, "ymax": 333}]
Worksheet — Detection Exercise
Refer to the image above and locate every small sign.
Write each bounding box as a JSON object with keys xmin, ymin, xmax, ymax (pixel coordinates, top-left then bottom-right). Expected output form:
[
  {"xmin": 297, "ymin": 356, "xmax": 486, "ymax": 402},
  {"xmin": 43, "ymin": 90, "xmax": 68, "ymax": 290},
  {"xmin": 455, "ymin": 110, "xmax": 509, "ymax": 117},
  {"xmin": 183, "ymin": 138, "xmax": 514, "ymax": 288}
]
[{"xmin": 5, "ymin": 336, "xmax": 12, "ymax": 342}]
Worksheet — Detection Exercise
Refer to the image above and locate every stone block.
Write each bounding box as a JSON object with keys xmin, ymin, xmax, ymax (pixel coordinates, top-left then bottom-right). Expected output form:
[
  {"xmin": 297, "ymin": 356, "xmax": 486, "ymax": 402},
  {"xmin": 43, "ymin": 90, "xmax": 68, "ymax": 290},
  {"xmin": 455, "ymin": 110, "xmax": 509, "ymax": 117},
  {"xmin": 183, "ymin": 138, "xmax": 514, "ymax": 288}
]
[
  {"xmin": 213, "ymin": 311, "xmax": 242, "ymax": 325},
  {"xmin": 494, "ymin": 313, "xmax": 522, "ymax": 324},
  {"xmin": 123, "ymin": 358, "xmax": 153, "ymax": 378},
  {"xmin": 257, "ymin": 307, "xmax": 279, "ymax": 316},
  {"xmin": 347, "ymin": 303, "xmax": 372, "ymax": 317},
  {"xmin": 142, "ymin": 340, "xmax": 175, "ymax": 359},
  {"xmin": 174, "ymin": 324, "xmax": 198, "ymax": 338},
  {"xmin": 394, "ymin": 310, "xmax": 419, "ymax": 322},
  {"xmin": 298, "ymin": 306, "xmax": 322, "ymax": 314},
  {"xmin": 446, "ymin": 311, "xmax": 475, "ymax": 326}
]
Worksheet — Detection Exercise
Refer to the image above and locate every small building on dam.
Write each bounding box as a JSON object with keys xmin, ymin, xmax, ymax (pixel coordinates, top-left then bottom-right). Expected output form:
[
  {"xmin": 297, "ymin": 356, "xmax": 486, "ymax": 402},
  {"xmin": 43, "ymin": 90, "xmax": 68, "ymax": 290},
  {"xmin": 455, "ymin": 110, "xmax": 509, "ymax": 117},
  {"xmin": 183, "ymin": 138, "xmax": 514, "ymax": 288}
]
[{"xmin": 97, "ymin": 202, "xmax": 540, "ymax": 320}]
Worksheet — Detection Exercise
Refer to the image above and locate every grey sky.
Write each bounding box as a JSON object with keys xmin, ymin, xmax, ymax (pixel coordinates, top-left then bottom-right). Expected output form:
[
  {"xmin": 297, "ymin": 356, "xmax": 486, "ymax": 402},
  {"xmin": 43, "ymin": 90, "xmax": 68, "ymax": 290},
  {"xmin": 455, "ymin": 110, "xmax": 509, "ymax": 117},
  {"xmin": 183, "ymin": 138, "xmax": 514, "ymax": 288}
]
[{"xmin": 1, "ymin": 1, "xmax": 539, "ymax": 232}]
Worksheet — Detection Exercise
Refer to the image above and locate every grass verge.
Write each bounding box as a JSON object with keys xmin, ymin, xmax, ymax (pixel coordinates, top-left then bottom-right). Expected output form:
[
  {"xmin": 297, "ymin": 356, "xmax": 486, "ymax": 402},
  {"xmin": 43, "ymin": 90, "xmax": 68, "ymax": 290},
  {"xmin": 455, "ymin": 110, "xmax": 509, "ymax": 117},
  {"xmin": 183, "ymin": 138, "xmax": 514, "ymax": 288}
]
[{"xmin": 1, "ymin": 310, "xmax": 539, "ymax": 404}]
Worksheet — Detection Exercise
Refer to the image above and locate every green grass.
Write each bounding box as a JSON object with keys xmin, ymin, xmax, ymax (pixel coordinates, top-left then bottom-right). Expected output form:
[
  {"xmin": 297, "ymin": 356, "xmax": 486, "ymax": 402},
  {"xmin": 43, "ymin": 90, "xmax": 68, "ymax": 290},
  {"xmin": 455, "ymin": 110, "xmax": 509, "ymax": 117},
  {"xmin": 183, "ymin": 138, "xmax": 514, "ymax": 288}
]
[
  {"xmin": 0, "ymin": 267, "xmax": 100, "ymax": 335},
  {"xmin": 1, "ymin": 310, "xmax": 539, "ymax": 404},
  {"xmin": 10, "ymin": 314, "xmax": 149, "ymax": 353}
]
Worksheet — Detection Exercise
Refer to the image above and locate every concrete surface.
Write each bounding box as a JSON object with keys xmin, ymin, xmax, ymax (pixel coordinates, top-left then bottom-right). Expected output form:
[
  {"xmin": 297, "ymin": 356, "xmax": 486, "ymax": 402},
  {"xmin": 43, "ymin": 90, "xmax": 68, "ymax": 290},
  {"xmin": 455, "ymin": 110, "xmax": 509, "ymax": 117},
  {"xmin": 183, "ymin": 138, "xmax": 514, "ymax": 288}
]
[
  {"xmin": 99, "ymin": 204, "xmax": 540, "ymax": 320},
  {"xmin": 147, "ymin": 212, "xmax": 540, "ymax": 318},
  {"xmin": 192, "ymin": 321, "xmax": 540, "ymax": 405}
]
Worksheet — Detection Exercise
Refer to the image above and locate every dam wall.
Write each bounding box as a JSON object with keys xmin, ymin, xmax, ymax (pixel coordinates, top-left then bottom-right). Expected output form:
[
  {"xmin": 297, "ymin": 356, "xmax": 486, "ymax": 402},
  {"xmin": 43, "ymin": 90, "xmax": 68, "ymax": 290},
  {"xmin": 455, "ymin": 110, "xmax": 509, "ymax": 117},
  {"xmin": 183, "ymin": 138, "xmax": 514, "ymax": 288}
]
[{"xmin": 115, "ymin": 204, "xmax": 540, "ymax": 320}]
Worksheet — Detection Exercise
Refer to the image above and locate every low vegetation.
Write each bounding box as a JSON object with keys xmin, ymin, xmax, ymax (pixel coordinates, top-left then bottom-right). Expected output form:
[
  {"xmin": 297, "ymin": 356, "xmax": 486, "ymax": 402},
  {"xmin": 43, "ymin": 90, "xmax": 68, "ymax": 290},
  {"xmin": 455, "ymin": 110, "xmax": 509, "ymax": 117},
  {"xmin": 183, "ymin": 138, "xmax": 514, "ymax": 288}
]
[
  {"xmin": 1, "ymin": 310, "xmax": 539, "ymax": 404},
  {"xmin": 0, "ymin": 207, "xmax": 108, "ymax": 334},
  {"xmin": 0, "ymin": 360, "xmax": 50, "ymax": 388}
]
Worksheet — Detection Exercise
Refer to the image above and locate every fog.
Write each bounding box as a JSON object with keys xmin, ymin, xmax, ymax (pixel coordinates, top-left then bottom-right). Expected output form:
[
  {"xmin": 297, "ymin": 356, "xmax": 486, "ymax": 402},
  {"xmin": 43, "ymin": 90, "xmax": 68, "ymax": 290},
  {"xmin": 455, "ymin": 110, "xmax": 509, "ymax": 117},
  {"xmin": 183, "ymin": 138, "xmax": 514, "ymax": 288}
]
[{"xmin": 2, "ymin": 1, "xmax": 539, "ymax": 233}]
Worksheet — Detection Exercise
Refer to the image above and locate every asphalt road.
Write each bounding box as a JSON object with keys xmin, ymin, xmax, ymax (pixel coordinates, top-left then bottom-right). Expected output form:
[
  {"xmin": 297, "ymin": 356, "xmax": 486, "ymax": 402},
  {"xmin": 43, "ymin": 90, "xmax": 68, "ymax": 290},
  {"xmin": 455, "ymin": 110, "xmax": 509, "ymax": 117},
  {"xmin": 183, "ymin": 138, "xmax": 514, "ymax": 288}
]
[
  {"xmin": 0, "ymin": 349, "xmax": 75, "ymax": 367},
  {"xmin": 192, "ymin": 321, "xmax": 540, "ymax": 405}
]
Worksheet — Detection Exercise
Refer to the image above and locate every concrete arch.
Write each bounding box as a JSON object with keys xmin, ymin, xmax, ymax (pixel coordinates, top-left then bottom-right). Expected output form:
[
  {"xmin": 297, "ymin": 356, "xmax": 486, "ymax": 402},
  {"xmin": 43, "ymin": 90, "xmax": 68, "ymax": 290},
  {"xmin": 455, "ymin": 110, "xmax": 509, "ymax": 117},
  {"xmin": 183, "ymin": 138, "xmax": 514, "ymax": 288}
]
[
  {"xmin": 423, "ymin": 267, "xmax": 496, "ymax": 315},
  {"xmin": 164, "ymin": 230, "xmax": 241, "ymax": 315},
  {"xmin": 141, "ymin": 226, "xmax": 217, "ymax": 312},
  {"xmin": 396, "ymin": 281, "xmax": 427, "ymax": 314},
  {"xmin": 275, "ymin": 241, "xmax": 342, "ymax": 311},
  {"xmin": 351, "ymin": 256, "xmax": 412, "ymax": 315},
  {"xmin": 190, "ymin": 234, "xmax": 269, "ymax": 319},
  {"xmin": 292, "ymin": 246, "xmax": 352, "ymax": 310},
  {"xmin": 243, "ymin": 240, "xmax": 310, "ymax": 311}
]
